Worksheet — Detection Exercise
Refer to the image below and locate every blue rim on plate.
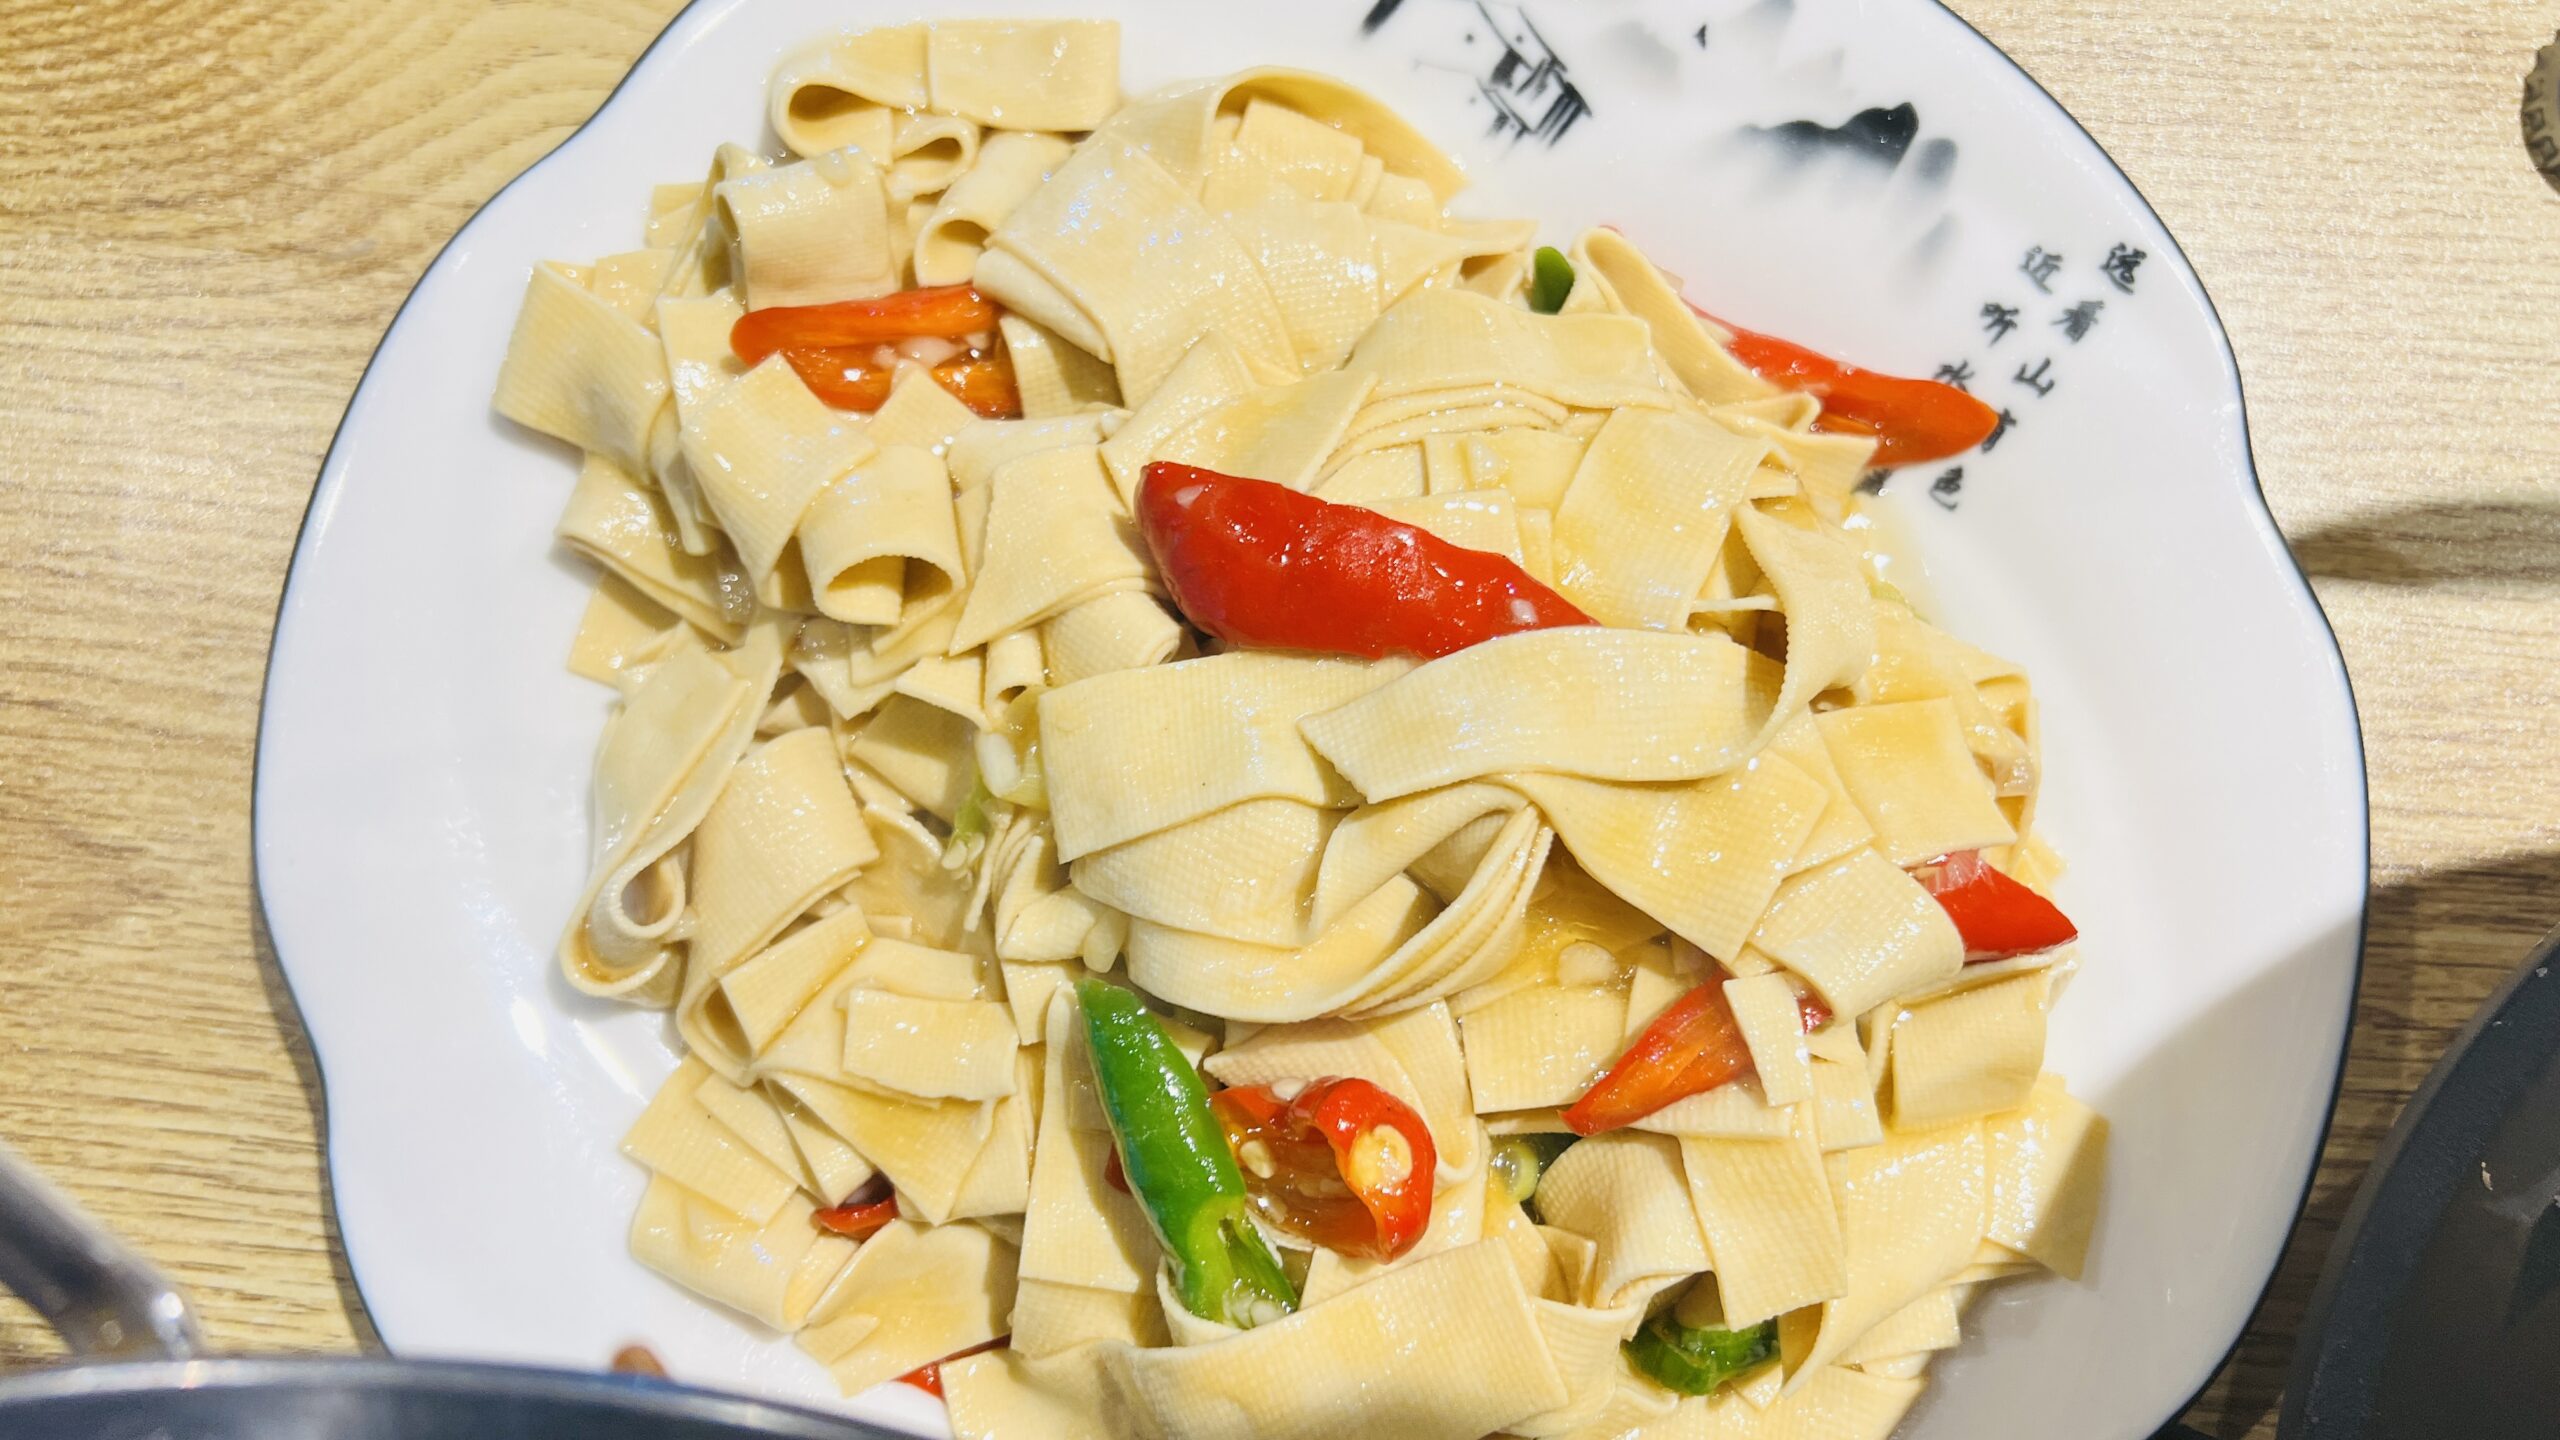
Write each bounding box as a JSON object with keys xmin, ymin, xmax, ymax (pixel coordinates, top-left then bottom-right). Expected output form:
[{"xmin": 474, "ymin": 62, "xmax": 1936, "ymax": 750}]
[{"xmin": 244, "ymin": 2, "xmax": 2370, "ymax": 1434}]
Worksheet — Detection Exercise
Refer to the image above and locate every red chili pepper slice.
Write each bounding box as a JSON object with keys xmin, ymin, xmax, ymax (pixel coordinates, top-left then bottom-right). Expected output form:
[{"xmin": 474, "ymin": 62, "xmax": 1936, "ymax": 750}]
[
  {"xmin": 1137, "ymin": 462, "xmax": 1593, "ymax": 660},
  {"xmin": 776, "ymin": 349, "xmax": 895, "ymax": 411},
  {"xmin": 1562, "ymin": 977, "xmax": 1756, "ymax": 1136},
  {"xmin": 1915, "ymin": 850, "xmax": 2078, "ymax": 961},
  {"xmin": 811, "ymin": 1195, "xmax": 899, "ymax": 1240},
  {"xmin": 1564, "ymin": 858, "xmax": 2065, "ymax": 1137},
  {"xmin": 730, "ymin": 284, "xmax": 1001, "ymax": 365},
  {"xmin": 928, "ymin": 351, "xmax": 1024, "ymax": 420},
  {"xmin": 1208, "ymin": 1077, "xmax": 1437, "ymax": 1261},
  {"xmin": 894, "ymin": 1338, "xmax": 1008, "ymax": 1398},
  {"xmin": 1565, "ymin": 960, "xmax": 1843, "ymax": 1137},
  {"xmin": 1689, "ymin": 307, "xmax": 1997, "ymax": 468},
  {"xmin": 1796, "ymin": 990, "xmax": 1834, "ymax": 1033},
  {"xmin": 772, "ymin": 347, "xmax": 1022, "ymax": 419}
]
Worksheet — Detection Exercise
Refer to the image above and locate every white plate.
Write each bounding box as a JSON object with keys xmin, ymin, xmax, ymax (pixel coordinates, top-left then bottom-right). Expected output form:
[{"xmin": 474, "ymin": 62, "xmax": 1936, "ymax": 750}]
[{"xmin": 253, "ymin": 2, "xmax": 2368, "ymax": 1436}]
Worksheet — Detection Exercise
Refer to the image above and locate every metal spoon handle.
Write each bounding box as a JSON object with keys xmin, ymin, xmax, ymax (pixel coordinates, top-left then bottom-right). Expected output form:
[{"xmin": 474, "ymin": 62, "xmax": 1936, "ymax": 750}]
[{"xmin": 0, "ymin": 1138, "xmax": 203, "ymax": 1358}]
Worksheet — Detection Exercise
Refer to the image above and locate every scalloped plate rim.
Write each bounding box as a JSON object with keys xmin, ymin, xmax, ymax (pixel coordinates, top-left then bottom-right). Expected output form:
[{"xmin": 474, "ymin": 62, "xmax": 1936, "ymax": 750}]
[{"xmin": 249, "ymin": 3, "xmax": 2369, "ymax": 1438}]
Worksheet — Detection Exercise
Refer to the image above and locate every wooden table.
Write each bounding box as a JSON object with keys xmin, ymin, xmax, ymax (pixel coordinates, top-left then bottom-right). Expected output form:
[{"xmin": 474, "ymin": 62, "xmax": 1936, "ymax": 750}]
[{"xmin": 1, "ymin": 2, "xmax": 2552, "ymax": 1433}]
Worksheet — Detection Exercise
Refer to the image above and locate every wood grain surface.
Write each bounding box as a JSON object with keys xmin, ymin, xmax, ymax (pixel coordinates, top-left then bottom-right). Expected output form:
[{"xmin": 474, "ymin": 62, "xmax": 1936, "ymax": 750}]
[{"xmin": 0, "ymin": 2, "xmax": 2552, "ymax": 1435}]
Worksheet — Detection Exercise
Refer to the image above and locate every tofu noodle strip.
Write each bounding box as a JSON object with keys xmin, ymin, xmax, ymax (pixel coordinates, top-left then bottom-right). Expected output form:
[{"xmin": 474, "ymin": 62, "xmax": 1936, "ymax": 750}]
[{"xmin": 493, "ymin": 19, "xmax": 2104, "ymax": 1439}]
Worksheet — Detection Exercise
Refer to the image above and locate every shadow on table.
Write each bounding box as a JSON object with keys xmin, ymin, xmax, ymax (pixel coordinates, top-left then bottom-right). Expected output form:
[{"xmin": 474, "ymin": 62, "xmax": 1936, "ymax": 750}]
[
  {"xmin": 247, "ymin": 897, "xmax": 384, "ymax": 1352},
  {"xmin": 2178, "ymin": 848, "xmax": 2560, "ymax": 1438},
  {"xmin": 2287, "ymin": 499, "xmax": 2560, "ymax": 590}
]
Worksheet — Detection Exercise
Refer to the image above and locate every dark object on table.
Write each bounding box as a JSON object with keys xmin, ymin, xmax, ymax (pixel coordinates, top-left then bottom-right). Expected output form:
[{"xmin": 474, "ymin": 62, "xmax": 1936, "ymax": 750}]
[{"xmin": 2284, "ymin": 921, "xmax": 2560, "ymax": 1439}]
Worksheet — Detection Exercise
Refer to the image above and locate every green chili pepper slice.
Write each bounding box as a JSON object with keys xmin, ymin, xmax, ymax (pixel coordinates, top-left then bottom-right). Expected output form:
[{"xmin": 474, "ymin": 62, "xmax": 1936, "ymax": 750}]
[
  {"xmin": 1075, "ymin": 979, "xmax": 1298, "ymax": 1329},
  {"xmin": 1489, "ymin": 1133, "xmax": 1578, "ymax": 1208},
  {"xmin": 1528, "ymin": 245, "xmax": 1576, "ymax": 314},
  {"xmin": 942, "ymin": 774, "xmax": 996, "ymax": 869},
  {"xmin": 1624, "ymin": 1310, "xmax": 1777, "ymax": 1397}
]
